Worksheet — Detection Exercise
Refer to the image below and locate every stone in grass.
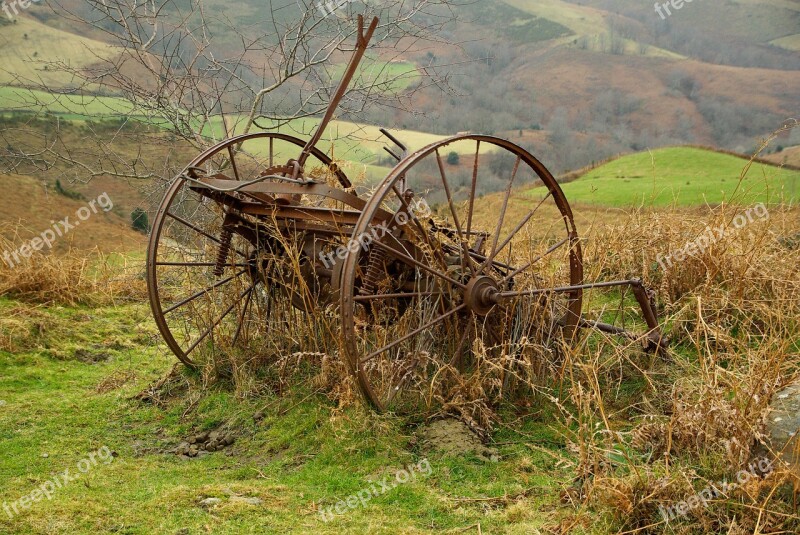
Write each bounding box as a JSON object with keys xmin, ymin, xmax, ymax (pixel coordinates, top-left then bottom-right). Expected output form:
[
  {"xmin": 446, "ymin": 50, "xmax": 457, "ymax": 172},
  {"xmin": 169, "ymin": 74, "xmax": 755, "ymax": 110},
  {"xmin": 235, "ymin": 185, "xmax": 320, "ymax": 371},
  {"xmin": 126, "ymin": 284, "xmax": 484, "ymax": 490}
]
[
  {"xmin": 229, "ymin": 496, "xmax": 263, "ymax": 506},
  {"xmin": 762, "ymin": 382, "xmax": 800, "ymax": 474},
  {"xmin": 198, "ymin": 497, "xmax": 222, "ymax": 508}
]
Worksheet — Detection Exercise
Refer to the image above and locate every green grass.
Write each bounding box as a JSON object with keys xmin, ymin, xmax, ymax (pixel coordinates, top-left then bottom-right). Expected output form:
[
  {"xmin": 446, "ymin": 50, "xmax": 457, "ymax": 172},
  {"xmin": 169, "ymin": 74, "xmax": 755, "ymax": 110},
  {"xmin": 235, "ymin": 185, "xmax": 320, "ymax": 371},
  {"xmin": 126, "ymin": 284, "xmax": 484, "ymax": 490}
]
[
  {"xmin": 0, "ymin": 87, "xmax": 135, "ymax": 117},
  {"xmin": 329, "ymin": 56, "xmax": 420, "ymax": 94},
  {"xmin": 0, "ymin": 87, "xmax": 464, "ymax": 171},
  {"xmin": 525, "ymin": 147, "xmax": 800, "ymax": 206},
  {"xmin": 0, "ymin": 297, "xmax": 569, "ymax": 533},
  {"xmin": 464, "ymin": 1, "xmax": 572, "ymax": 43}
]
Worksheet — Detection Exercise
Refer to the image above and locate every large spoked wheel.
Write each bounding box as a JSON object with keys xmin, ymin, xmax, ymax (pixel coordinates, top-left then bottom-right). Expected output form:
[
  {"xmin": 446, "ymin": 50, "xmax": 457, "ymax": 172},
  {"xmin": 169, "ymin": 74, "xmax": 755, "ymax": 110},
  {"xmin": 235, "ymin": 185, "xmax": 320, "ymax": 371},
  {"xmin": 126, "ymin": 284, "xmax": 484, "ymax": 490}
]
[
  {"xmin": 148, "ymin": 132, "xmax": 348, "ymax": 368},
  {"xmin": 340, "ymin": 135, "xmax": 583, "ymax": 412}
]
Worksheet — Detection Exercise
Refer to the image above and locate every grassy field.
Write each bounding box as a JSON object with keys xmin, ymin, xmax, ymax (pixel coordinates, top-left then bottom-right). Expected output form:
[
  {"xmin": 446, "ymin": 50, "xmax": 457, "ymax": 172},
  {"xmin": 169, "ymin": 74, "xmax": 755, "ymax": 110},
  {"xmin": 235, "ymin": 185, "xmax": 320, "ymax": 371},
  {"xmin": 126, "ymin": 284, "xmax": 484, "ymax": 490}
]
[
  {"xmin": 0, "ymin": 17, "xmax": 118, "ymax": 89},
  {"xmin": 0, "ymin": 86, "xmax": 472, "ymax": 170},
  {"xmin": 329, "ymin": 56, "xmax": 420, "ymax": 93},
  {"xmin": 0, "ymin": 297, "xmax": 565, "ymax": 534},
  {"xmin": 0, "ymin": 87, "xmax": 136, "ymax": 117},
  {"xmin": 524, "ymin": 147, "xmax": 800, "ymax": 206},
  {"xmin": 770, "ymin": 33, "xmax": 800, "ymax": 51},
  {"xmin": 2, "ymin": 202, "xmax": 799, "ymax": 533},
  {"xmin": 0, "ymin": 173, "xmax": 147, "ymax": 255}
]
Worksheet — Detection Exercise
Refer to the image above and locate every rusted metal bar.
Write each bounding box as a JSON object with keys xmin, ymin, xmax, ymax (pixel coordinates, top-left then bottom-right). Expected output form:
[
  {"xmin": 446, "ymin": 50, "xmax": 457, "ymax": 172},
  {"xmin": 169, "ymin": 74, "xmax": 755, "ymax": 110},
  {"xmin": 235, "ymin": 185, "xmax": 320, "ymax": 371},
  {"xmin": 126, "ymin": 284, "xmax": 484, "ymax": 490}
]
[{"xmin": 298, "ymin": 15, "xmax": 379, "ymax": 169}]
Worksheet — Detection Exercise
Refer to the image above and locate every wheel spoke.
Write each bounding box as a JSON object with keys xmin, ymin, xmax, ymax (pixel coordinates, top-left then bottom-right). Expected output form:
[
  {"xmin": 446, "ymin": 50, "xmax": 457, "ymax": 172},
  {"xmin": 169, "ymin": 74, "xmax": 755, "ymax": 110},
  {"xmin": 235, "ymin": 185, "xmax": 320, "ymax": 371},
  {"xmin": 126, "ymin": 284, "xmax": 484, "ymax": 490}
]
[
  {"xmin": 184, "ymin": 284, "xmax": 253, "ymax": 357},
  {"xmin": 497, "ymin": 279, "xmax": 635, "ymax": 300},
  {"xmin": 500, "ymin": 237, "xmax": 569, "ymax": 286},
  {"xmin": 360, "ymin": 304, "xmax": 466, "ymax": 365},
  {"xmin": 479, "ymin": 191, "xmax": 552, "ymax": 274},
  {"xmin": 165, "ymin": 211, "xmax": 247, "ymax": 258},
  {"xmin": 435, "ymin": 149, "xmax": 474, "ymax": 275},
  {"xmin": 372, "ymin": 238, "xmax": 466, "ymax": 290},
  {"xmin": 391, "ymin": 184, "xmax": 450, "ymax": 274},
  {"xmin": 487, "ymin": 155, "xmax": 521, "ymax": 262},
  {"xmin": 163, "ymin": 269, "xmax": 248, "ymax": 315},
  {"xmin": 465, "ymin": 140, "xmax": 480, "ymax": 242},
  {"xmin": 354, "ymin": 291, "xmax": 443, "ymax": 302}
]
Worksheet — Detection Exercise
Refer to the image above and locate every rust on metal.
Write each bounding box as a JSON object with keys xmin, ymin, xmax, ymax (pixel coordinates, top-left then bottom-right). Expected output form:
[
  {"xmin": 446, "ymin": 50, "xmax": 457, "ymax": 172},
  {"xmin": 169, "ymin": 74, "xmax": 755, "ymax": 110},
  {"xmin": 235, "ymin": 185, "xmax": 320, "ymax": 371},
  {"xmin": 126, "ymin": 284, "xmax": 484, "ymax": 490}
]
[{"xmin": 146, "ymin": 14, "xmax": 669, "ymax": 411}]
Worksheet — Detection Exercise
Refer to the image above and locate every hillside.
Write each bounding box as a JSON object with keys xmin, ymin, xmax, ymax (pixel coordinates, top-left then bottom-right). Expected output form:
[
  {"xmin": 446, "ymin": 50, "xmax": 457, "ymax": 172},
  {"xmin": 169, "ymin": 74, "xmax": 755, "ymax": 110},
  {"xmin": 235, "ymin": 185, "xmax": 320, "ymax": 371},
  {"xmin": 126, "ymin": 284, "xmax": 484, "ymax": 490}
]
[
  {"xmin": 764, "ymin": 145, "xmax": 800, "ymax": 167},
  {"xmin": 0, "ymin": 16, "xmax": 119, "ymax": 89},
  {"xmin": 0, "ymin": 174, "xmax": 147, "ymax": 255},
  {"xmin": 0, "ymin": 1, "xmax": 797, "ymax": 177},
  {"xmin": 523, "ymin": 146, "xmax": 800, "ymax": 206}
]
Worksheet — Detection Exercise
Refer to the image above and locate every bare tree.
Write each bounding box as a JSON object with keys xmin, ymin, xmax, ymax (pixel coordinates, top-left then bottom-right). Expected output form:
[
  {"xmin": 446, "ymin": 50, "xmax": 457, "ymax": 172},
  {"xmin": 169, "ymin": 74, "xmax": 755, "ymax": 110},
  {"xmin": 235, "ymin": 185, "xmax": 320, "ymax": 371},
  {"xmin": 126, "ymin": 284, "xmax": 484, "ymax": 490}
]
[{"xmin": 1, "ymin": 0, "xmax": 464, "ymax": 189}]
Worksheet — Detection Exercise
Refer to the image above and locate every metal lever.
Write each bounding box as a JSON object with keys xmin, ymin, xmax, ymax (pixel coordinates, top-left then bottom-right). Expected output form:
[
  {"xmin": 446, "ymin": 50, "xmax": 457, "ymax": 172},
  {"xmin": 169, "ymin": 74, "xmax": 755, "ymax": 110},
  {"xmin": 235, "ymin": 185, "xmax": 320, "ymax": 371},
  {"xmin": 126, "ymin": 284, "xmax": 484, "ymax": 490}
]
[
  {"xmin": 380, "ymin": 127, "xmax": 408, "ymax": 160},
  {"xmin": 379, "ymin": 127, "xmax": 409, "ymax": 191}
]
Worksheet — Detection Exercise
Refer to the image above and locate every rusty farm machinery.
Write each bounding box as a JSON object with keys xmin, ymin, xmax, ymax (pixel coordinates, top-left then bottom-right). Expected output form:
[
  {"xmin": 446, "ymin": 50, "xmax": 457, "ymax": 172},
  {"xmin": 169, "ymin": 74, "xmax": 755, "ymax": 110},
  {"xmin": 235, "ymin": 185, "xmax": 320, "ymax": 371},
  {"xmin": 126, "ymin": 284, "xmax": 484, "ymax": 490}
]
[{"xmin": 146, "ymin": 16, "xmax": 667, "ymax": 412}]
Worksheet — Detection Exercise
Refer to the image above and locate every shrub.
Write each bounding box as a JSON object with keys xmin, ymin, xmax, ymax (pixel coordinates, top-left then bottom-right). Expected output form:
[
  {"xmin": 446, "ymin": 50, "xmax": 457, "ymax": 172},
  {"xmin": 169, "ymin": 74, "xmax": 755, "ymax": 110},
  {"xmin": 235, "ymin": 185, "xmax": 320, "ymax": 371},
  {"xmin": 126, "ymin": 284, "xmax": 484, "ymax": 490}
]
[{"xmin": 131, "ymin": 208, "xmax": 150, "ymax": 233}]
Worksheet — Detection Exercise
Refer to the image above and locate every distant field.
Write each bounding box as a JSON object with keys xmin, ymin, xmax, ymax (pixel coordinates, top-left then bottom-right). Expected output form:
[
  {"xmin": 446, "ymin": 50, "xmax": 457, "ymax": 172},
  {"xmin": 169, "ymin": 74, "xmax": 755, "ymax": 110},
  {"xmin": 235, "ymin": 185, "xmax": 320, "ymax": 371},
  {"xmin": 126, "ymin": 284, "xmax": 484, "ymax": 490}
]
[
  {"xmin": 464, "ymin": 1, "xmax": 572, "ymax": 43},
  {"xmin": 0, "ymin": 86, "xmax": 477, "ymax": 168},
  {"xmin": 770, "ymin": 33, "xmax": 800, "ymax": 51},
  {"xmin": 524, "ymin": 147, "xmax": 800, "ymax": 206},
  {"xmin": 0, "ymin": 17, "xmax": 118, "ymax": 89},
  {"xmin": 764, "ymin": 145, "xmax": 800, "ymax": 167},
  {"xmin": 329, "ymin": 56, "xmax": 420, "ymax": 93},
  {"xmin": 0, "ymin": 87, "xmax": 136, "ymax": 116}
]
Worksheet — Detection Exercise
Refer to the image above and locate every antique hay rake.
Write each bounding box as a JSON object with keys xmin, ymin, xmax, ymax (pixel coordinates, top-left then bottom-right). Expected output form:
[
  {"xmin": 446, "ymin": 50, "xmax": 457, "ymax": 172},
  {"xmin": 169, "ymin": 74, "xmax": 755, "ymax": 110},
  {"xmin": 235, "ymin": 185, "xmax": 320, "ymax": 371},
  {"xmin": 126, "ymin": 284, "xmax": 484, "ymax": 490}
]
[{"xmin": 146, "ymin": 16, "xmax": 667, "ymax": 412}]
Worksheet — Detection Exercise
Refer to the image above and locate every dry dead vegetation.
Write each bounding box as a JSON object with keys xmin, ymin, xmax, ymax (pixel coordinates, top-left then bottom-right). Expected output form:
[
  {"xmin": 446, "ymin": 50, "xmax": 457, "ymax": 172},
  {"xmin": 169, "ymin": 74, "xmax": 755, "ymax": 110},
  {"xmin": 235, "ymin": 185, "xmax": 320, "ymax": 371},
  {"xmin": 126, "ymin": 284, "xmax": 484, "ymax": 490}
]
[
  {"xmin": 558, "ymin": 204, "xmax": 800, "ymax": 532},
  {"xmin": 0, "ymin": 225, "xmax": 146, "ymax": 306},
  {"xmin": 2, "ymin": 199, "xmax": 799, "ymax": 532}
]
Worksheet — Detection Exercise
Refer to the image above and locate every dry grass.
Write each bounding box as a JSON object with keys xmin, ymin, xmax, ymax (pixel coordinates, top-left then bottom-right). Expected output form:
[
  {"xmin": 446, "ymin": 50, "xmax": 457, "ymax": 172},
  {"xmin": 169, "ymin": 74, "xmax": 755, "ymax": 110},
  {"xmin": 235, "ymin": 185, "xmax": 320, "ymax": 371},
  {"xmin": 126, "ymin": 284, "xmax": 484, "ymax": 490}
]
[
  {"xmin": 550, "ymin": 201, "xmax": 800, "ymax": 533},
  {"xmin": 0, "ymin": 226, "xmax": 147, "ymax": 306},
  {"xmin": 3, "ymin": 144, "xmax": 798, "ymax": 533}
]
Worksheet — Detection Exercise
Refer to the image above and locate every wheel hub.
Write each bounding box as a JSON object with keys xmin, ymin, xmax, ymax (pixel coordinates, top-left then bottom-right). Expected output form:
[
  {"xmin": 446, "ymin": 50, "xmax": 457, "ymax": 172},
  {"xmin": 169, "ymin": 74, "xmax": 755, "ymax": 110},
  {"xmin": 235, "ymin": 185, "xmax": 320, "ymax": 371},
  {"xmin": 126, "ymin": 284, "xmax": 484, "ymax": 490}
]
[{"xmin": 464, "ymin": 276, "xmax": 500, "ymax": 316}]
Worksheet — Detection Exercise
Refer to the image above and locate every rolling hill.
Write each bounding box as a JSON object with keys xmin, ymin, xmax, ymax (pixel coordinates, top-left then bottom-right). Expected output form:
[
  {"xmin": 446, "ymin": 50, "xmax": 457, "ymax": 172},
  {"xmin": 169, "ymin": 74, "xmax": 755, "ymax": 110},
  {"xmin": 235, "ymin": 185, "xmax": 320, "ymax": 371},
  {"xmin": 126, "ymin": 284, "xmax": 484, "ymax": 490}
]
[
  {"xmin": 524, "ymin": 146, "xmax": 800, "ymax": 206},
  {"xmin": 0, "ymin": 174, "xmax": 147, "ymax": 255}
]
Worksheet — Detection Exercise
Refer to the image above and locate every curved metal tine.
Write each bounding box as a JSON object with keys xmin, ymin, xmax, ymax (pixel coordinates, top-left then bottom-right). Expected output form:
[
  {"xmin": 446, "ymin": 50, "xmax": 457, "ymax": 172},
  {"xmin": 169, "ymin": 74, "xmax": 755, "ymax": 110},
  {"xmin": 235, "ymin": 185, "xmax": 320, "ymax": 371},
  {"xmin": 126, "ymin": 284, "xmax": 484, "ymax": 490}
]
[
  {"xmin": 231, "ymin": 282, "xmax": 256, "ymax": 346},
  {"xmin": 227, "ymin": 145, "xmax": 241, "ymax": 181},
  {"xmin": 448, "ymin": 314, "xmax": 475, "ymax": 370}
]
